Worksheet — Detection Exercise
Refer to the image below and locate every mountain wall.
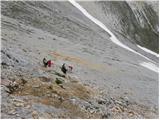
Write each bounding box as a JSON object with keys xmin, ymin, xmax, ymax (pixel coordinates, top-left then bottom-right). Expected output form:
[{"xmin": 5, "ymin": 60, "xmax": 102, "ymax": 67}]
[{"xmin": 79, "ymin": 1, "xmax": 159, "ymax": 53}]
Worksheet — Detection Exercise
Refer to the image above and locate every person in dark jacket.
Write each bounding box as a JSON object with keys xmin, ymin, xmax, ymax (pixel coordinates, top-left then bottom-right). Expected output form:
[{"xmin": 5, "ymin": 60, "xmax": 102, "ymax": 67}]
[
  {"xmin": 61, "ymin": 63, "xmax": 67, "ymax": 74},
  {"xmin": 43, "ymin": 58, "xmax": 54, "ymax": 68},
  {"xmin": 43, "ymin": 58, "xmax": 48, "ymax": 67}
]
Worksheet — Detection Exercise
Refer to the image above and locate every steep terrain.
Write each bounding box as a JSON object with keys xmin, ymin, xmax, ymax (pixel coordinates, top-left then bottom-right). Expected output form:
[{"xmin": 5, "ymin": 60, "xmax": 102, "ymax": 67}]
[
  {"xmin": 1, "ymin": 1, "xmax": 159, "ymax": 119},
  {"xmin": 79, "ymin": 1, "xmax": 159, "ymax": 53}
]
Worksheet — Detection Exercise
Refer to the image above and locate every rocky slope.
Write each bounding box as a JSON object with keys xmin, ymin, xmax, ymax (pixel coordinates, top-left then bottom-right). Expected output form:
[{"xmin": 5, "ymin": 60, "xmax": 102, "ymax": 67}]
[
  {"xmin": 1, "ymin": 1, "xmax": 159, "ymax": 119},
  {"xmin": 79, "ymin": 1, "xmax": 159, "ymax": 53}
]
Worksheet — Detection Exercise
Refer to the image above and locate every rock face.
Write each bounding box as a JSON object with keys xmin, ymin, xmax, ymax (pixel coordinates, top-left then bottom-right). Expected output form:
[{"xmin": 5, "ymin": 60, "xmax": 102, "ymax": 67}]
[
  {"xmin": 2, "ymin": 1, "xmax": 158, "ymax": 52},
  {"xmin": 79, "ymin": 1, "xmax": 159, "ymax": 53},
  {"xmin": 1, "ymin": 1, "xmax": 103, "ymax": 44},
  {"xmin": 1, "ymin": 1, "xmax": 159, "ymax": 119}
]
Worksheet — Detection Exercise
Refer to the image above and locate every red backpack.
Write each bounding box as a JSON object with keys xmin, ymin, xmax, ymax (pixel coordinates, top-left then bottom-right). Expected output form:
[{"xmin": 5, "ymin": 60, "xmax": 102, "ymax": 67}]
[{"xmin": 47, "ymin": 60, "xmax": 53, "ymax": 67}]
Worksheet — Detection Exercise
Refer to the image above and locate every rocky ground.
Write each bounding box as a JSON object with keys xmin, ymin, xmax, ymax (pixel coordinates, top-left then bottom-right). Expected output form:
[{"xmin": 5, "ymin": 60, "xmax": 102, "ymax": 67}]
[
  {"xmin": 79, "ymin": 1, "xmax": 159, "ymax": 53},
  {"xmin": 1, "ymin": 1, "xmax": 159, "ymax": 119},
  {"xmin": 1, "ymin": 63, "xmax": 158, "ymax": 119}
]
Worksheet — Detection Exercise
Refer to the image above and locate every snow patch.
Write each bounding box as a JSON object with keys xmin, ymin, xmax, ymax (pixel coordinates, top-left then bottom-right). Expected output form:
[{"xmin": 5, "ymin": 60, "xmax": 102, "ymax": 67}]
[
  {"xmin": 137, "ymin": 45, "xmax": 159, "ymax": 58},
  {"xmin": 110, "ymin": 36, "xmax": 153, "ymax": 61},
  {"xmin": 140, "ymin": 62, "xmax": 159, "ymax": 73}
]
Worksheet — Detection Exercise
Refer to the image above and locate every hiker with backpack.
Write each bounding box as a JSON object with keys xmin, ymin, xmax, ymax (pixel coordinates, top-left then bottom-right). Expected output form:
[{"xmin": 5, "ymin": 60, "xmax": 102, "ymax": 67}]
[
  {"xmin": 61, "ymin": 63, "xmax": 67, "ymax": 74},
  {"xmin": 43, "ymin": 58, "xmax": 54, "ymax": 68},
  {"xmin": 61, "ymin": 63, "xmax": 73, "ymax": 74}
]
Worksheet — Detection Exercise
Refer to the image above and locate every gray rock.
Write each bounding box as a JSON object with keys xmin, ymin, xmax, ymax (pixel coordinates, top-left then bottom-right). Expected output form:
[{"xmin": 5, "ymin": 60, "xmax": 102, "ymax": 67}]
[
  {"xmin": 101, "ymin": 113, "xmax": 111, "ymax": 119},
  {"xmin": 8, "ymin": 108, "xmax": 17, "ymax": 115},
  {"xmin": 32, "ymin": 110, "xmax": 39, "ymax": 119},
  {"xmin": 13, "ymin": 99, "xmax": 25, "ymax": 107},
  {"xmin": 32, "ymin": 85, "xmax": 40, "ymax": 88},
  {"xmin": 97, "ymin": 98, "xmax": 107, "ymax": 105}
]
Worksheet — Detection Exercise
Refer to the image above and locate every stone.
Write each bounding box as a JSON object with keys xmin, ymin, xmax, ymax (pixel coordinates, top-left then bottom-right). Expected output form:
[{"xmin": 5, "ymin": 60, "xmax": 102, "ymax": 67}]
[
  {"xmin": 1, "ymin": 62, "xmax": 9, "ymax": 66},
  {"xmin": 115, "ymin": 100, "xmax": 123, "ymax": 106},
  {"xmin": 111, "ymin": 106, "xmax": 123, "ymax": 113},
  {"xmin": 8, "ymin": 109, "xmax": 16, "ymax": 115},
  {"xmin": 128, "ymin": 111, "xmax": 135, "ymax": 117},
  {"xmin": 58, "ymin": 96, "xmax": 64, "ymax": 102},
  {"xmin": 101, "ymin": 113, "xmax": 111, "ymax": 119},
  {"xmin": 13, "ymin": 99, "xmax": 24, "ymax": 103},
  {"xmin": 52, "ymin": 94, "xmax": 58, "ymax": 98},
  {"xmin": 16, "ymin": 114, "xmax": 20, "ymax": 117},
  {"xmin": 21, "ymin": 78, "xmax": 27, "ymax": 85},
  {"xmin": 55, "ymin": 78, "xmax": 63, "ymax": 85},
  {"xmin": 13, "ymin": 102, "xmax": 24, "ymax": 107},
  {"xmin": 88, "ymin": 107, "xmax": 96, "ymax": 114},
  {"xmin": 25, "ymin": 105, "xmax": 31, "ymax": 109},
  {"xmin": 41, "ymin": 112, "xmax": 52, "ymax": 119},
  {"xmin": 97, "ymin": 98, "xmax": 106, "ymax": 105},
  {"xmin": 13, "ymin": 99, "xmax": 25, "ymax": 107},
  {"xmin": 46, "ymin": 94, "xmax": 51, "ymax": 97},
  {"xmin": 39, "ymin": 76, "xmax": 51, "ymax": 82},
  {"xmin": 32, "ymin": 110, "xmax": 39, "ymax": 119},
  {"xmin": 32, "ymin": 85, "xmax": 40, "ymax": 88},
  {"xmin": 70, "ymin": 98, "xmax": 76, "ymax": 104}
]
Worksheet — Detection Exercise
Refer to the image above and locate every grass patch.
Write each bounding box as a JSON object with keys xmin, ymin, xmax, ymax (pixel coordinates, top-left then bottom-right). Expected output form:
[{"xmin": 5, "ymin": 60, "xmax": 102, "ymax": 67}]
[{"xmin": 55, "ymin": 78, "xmax": 63, "ymax": 85}]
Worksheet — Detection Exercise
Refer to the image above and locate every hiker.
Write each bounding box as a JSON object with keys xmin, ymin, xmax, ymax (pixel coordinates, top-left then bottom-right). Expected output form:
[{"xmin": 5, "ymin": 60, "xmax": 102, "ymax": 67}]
[
  {"xmin": 43, "ymin": 58, "xmax": 54, "ymax": 68},
  {"xmin": 43, "ymin": 58, "xmax": 48, "ymax": 67},
  {"xmin": 61, "ymin": 63, "xmax": 73, "ymax": 74},
  {"xmin": 61, "ymin": 63, "xmax": 67, "ymax": 74}
]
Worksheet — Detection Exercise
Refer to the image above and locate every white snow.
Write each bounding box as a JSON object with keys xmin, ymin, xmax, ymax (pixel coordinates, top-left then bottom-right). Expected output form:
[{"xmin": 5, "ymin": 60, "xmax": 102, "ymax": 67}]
[
  {"xmin": 110, "ymin": 35, "xmax": 153, "ymax": 61},
  {"xmin": 137, "ymin": 45, "xmax": 159, "ymax": 57},
  {"xmin": 68, "ymin": 0, "xmax": 159, "ymax": 73},
  {"xmin": 140, "ymin": 62, "xmax": 159, "ymax": 73}
]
